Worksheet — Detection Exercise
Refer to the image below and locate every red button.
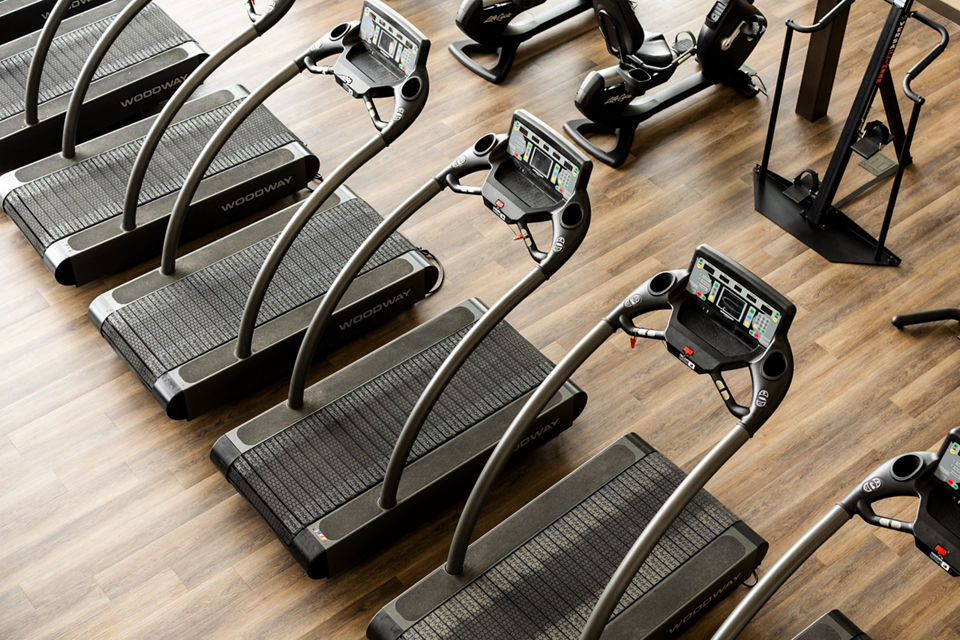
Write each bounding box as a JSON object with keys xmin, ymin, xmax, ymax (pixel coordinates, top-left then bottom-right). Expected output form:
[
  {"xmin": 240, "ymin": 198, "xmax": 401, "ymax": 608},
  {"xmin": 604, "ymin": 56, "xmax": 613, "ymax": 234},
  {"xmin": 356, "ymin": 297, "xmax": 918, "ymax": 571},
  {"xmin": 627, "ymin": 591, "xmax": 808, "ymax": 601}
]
[
  {"xmin": 937, "ymin": 545, "xmax": 948, "ymax": 556},
  {"xmin": 683, "ymin": 346, "xmax": 694, "ymax": 356},
  {"xmin": 495, "ymin": 200, "xmax": 504, "ymax": 209}
]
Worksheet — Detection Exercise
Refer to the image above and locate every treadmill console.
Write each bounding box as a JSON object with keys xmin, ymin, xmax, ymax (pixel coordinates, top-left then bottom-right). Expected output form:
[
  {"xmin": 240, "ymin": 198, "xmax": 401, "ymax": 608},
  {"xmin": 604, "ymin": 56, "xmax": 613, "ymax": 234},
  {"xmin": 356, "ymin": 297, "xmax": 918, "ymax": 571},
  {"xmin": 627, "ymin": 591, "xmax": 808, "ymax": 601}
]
[
  {"xmin": 686, "ymin": 250, "xmax": 787, "ymax": 350},
  {"xmin": 507, "ymin": 115, "xmax": 586, "ymax": 202},
  {"xmin": 666, "ymin": 246, "xmax": 794, "ymax": 374},
  {"xmin": 917, "ymin": 429, "xmax": 960, "ymax": 575},
  {"xmin": 484, "ymin": 111, "xmax": 591, "ymax": 227},
  {"xmin": 359, "ymin": 2, "xmax": 426, "ymax": 76}
]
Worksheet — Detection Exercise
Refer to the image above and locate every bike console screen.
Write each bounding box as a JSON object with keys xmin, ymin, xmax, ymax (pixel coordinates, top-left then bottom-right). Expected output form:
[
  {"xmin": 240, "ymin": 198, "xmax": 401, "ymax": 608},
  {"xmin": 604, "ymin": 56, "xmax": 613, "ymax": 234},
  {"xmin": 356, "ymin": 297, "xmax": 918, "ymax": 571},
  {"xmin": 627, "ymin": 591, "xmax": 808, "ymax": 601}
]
[
  {"xmin": 360, "ymin": 2, "xmax": 424, "ymax": 76},
  {"xmin": 505, "ymin": 115, "xmax": 585, "ymax": 203}
]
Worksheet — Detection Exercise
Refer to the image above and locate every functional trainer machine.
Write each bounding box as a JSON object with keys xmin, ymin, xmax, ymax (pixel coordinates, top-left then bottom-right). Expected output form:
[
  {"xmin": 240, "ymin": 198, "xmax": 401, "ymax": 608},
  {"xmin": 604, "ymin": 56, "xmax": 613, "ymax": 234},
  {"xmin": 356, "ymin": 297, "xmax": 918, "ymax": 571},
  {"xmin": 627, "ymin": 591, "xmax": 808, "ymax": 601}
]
[
  {"xmin": 89, "ymin": 0, "xmax": 435, "ymax": 418},
  {"xmin": 565, "ymin": 0, "xmax": 767, "ymax": 167},
  {"xmin": 0, "ymin": 0, "xmax": 310, "ymax": 285},
  {"xmin": 753, "ymin": 0, "xmax": 947, "ymax": 266},
  {"xmin": 212, "ymin": 110, "xmax": 592, "ymax": 579},
  {"xmin": 0, "ymin": 0, "xmax": 205, "ymax": 170},
  {"xmin": 710, "ymin": 427, "xmax": 960, "ymax": 639},
  {"xmin": 0, "ymin": 0, "xmax": 111, "ymax": 44},
  {"xmin": 449, "ymin": 0, "xmax": 592, "ymax": 83},
  {"xmin": 369, "ymin": 245, "xmax": 796, "ymax": 639}
]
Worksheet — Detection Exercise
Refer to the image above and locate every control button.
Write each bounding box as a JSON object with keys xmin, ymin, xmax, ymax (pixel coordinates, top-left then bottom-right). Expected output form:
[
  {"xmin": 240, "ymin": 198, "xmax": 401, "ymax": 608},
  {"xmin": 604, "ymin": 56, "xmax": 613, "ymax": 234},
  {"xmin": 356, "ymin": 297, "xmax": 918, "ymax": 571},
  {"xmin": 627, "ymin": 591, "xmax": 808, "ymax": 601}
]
[
  {"xmin": 495, "ymin": 200, "xmax": 504, "ymax": 209},
  {"xmin": 721, "ymin": 390, "xmax": 730, "ymax": 400},
  {"xmin": 937, "ymin": 545, "xmax": 948, "ymax": 556},
  {"xmin": 682, "ymin": 346, "xmax": 694, "ymax": 356}
]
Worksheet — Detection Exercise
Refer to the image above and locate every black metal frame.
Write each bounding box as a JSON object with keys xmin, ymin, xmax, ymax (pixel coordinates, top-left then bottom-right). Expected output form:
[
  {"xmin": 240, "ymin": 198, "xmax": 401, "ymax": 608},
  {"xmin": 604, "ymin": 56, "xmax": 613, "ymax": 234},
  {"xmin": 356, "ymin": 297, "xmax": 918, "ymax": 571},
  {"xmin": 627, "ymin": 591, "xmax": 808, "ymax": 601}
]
[
  {"xmin": 754, "ymin": 0, "xmax": 948, "ymax": 266},
  {"xmin": 449, "ymin": 0, "xmax": 592, "ymax": 84}
]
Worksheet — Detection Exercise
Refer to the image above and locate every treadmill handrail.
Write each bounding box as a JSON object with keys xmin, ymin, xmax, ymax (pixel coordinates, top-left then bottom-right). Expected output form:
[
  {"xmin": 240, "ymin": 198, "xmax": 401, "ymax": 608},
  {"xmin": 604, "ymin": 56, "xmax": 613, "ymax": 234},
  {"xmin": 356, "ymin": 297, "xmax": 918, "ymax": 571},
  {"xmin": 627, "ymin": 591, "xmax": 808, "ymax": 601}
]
[
  {"xmin": 579, "ymin": 422, "xmax": 753, "ymax": 639},
  {"xmin": 120, "ymin": 0, "xmax": 296, "ymax": 232},
  {"xmin": 710, "ymin": 448, "xmax": 940, "ymax": 639},
  {"xmin": 445, "ymin": 318, "xmax": 617, "ymax": 574},
  {"xmin": 376, "ymin": 267, "xmax": 546, "ymax": 508},
  {"xmin": 445, "ymin": 253, "xmax": 795, "ymax": 594},
  {"xmin": 280, "ymin": 174, "xmax": 444, "ymax": 409},
  {"xmin": 61, "ymin": 0, "xmax": 152, "ymax": 159},
  {"xmin": 232, "ymin": 1, "xmax": 432, "ymax": 358},
  {"xmin": 24, "ymin": 0, "xmax": 83, "ymax": 126},
  {"xmin": 284, "ymin": 112, "xmax": 593, "ymax": 412},
  {"xmin": 157, "ymin": 57, "xmax": 306, "ymax": 274},
  {"xmin": 710, "ymin": 505, "xmax": 853, "ymax": 640}
]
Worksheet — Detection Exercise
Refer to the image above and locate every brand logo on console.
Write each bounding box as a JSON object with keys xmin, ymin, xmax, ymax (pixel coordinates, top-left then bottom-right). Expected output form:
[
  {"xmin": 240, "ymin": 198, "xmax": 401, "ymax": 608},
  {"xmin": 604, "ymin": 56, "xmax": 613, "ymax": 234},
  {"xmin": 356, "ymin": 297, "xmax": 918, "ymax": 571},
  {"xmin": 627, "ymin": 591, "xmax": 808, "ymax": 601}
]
[{"xmin": 484, "ymin": 12, "xmax": 514, "ymax": 23}]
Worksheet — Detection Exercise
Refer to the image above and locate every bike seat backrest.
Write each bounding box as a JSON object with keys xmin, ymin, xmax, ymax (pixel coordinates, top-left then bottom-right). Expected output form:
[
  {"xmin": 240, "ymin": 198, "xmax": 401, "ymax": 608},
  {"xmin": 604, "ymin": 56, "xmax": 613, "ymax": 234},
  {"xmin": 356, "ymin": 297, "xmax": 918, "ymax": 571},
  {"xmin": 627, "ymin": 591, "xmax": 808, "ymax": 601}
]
[{"xmin": 593, "ymin": 0, "xmax": 645, "ymax": 62}]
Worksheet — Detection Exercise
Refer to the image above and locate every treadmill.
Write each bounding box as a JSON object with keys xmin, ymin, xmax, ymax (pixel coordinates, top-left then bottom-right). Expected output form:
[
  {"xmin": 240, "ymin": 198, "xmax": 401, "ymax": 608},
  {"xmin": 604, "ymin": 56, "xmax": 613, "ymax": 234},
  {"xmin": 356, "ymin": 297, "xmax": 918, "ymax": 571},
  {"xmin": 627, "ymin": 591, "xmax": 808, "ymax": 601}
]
[
  {"xmin": 211, "ymin": 109, "xmax": 592, "ymax": 579},
  {"xmin": 0, "ymin": 0, "xmax": 111, "ymax": 44},
  {"xmin": 792, "ymin": 611, "xmax": 872, "ymax": 640},
  {"xmin": 370, "ymin": 245, "xmax": 797, "ymax": 639},
  {"xmin": 89, "ymin": 0, "xmax": 437, "ymax": 418},
  {"xmin": 450, "ymin": 0, "xmax": 592, "ymax": 84},
  {"xmin": 0, "ymin": 0, "xmax": 205, "ymax": 170},
  {"xmin": 711, "ymin": 427, "xmax": 960, "ymax": 639},
  {"xmin": 0, "ymin": 0, "xmax": 312, "ymax": 285}
]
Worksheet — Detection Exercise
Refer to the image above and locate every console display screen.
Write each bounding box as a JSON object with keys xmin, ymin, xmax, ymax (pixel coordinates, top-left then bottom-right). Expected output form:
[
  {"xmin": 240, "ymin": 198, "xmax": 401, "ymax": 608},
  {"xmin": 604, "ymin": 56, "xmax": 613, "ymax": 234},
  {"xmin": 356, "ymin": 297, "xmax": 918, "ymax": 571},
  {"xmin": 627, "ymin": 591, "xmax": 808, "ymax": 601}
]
[
  {"xmin": 936, "ymin": 440, "xmax": 960, "ymax": 492},
  {"xmin": 507, "ymin": 118, "xmax": 583, "ymax": 200},
  {"xmin": 687, "ymin": 253, "xmax": 784, "ymax": 349},
  {"xmin": 360, "ymin": 4, "xmax": 421, "ymax": 75}
]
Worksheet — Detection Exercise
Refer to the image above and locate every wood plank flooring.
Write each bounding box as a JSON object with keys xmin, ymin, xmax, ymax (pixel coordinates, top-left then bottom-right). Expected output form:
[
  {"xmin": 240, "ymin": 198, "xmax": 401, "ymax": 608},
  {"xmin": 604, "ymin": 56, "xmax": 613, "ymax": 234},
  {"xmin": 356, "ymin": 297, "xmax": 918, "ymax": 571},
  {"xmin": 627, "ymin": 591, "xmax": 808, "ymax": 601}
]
[{"xmin": 2, "ymin": 0, "xmax": 959, "ymax": 638}]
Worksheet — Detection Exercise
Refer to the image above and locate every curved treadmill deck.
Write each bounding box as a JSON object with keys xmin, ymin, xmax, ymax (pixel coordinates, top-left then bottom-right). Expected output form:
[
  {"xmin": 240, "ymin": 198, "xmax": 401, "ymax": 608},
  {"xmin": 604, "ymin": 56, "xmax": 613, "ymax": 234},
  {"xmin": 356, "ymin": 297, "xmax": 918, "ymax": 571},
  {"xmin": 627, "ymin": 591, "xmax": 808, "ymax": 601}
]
[
  {"xmin": 0, "ymin": 0, "xmax": 205, "ymax": 169},
  {"xmin": 213, "ymin": 299, "xmax": 587, "ymax": 578},
  {"xmin": 89, "ymin": 187, "xmax": 438, "ymax": 419},
  {"xmin": 0, "ymin": 86, "xmax": 315, "ymax": 284},
  {"xmin": 0, "ymin": 0, "xmax": 114, "ymax": 45},
  {"xmin": 370, "ymin": 435, "xmax": 767, "ymax": 640}
]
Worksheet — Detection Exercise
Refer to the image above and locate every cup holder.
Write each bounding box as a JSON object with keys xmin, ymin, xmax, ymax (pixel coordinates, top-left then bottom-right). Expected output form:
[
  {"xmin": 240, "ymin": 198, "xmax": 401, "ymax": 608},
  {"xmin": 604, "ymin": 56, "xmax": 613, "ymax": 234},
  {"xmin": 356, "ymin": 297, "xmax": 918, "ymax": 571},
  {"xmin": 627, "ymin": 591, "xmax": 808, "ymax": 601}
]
[
  {"xmin": 560, "ymin": 203, "xmax": 584, "ymax": 229},
  {"xmin": 330, "ymin": 23, "xmax": 350, "ymax": 40},
  {"xmin": 648, "ymin": 272, "xmax": 676, "ymax": 296},
  {"xmin": 400, "ymin": 76, "xmax": 422, "ymax": 101},
  {"xmin": 891, "ymin": 453, "xmax": 924, "ymax": 481},
  {"xmin": 474, "ymin": 133, "xmax": 497, "ymax": 156},
  {"xmin": 761, "ymin": 351, "xmax": 788, "ymax": 380}
]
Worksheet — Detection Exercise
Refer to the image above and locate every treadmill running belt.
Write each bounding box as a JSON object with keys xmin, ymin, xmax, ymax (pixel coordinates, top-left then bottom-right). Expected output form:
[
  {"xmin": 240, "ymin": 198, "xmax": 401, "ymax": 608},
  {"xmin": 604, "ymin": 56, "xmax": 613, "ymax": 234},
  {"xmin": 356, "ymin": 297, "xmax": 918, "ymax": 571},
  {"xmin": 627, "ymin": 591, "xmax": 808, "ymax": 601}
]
[
  {"xmin": 228, "ymin": 321, "xmax": 555, "ymax": 545},
  {"xmin": 401, "ymin": 452, "xmax": 738, "ymax": 639},
  {"xmin": 100, "ymin": 197, "xmax": 416, "ymax": 387},
  {"xmin": 3, "ymin": 99, "xmax": 299, "ymax": 251},
  {"xmin": 0, "ymin": 4, "xmax": 191, "ymax": 121}
]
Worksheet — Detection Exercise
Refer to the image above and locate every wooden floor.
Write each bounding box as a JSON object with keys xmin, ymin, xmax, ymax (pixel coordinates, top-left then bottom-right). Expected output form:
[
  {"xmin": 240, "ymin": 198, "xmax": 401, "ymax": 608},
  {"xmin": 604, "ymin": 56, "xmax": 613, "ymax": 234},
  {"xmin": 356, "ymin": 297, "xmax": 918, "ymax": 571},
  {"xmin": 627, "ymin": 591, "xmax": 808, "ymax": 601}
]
[{"xmin": 2, "ymin": 0, "xmax": 960, "ymax": 638}]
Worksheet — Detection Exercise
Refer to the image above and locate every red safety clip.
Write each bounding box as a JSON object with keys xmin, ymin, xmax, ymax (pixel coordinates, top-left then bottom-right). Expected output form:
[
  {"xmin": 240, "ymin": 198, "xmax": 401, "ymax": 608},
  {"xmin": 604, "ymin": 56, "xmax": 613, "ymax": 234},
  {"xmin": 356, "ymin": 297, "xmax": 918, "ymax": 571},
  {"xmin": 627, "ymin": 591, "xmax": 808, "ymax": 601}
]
[
  {"xmin": 513, "ymin": 233, "xmax": 523, "ymax": 241},
  {"xmin": 630, "ymin": 337, "xmax": 637, "ymax": 349}
]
